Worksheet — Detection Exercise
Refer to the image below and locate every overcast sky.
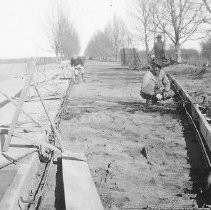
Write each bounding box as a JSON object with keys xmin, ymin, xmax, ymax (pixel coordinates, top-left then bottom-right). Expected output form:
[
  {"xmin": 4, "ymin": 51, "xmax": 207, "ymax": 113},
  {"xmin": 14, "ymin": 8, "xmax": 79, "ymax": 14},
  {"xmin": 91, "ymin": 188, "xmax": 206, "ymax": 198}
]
[{"xmin": 0, "ymin": 0, "xmax": 202, "ymax": 59}]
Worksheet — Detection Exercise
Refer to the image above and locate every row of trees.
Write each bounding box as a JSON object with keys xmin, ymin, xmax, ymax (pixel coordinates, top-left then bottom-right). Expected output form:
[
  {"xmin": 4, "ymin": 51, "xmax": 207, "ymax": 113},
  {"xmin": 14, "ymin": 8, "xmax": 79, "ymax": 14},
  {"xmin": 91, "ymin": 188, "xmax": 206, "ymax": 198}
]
[
  {"xmin": 85, "ymin": 0, "xmax": 211, "ymax": 63},
  {"xmin": 132, "ymin": 0, "xmax": 210, "ymax": 62},
  {"xmin": 84, "ymin": 31, "xmax": 113, "ymax": 61},
  {"xmin": 46, "ymin": 4, "xmax": 80, "ymax": 59},
  {"xmin": 85, "ymin": 16, "xmax": 132, "ymax": 61},
  {"xmin": 46, "ymin": 0, "xmax": 211, "ymax": 62}
]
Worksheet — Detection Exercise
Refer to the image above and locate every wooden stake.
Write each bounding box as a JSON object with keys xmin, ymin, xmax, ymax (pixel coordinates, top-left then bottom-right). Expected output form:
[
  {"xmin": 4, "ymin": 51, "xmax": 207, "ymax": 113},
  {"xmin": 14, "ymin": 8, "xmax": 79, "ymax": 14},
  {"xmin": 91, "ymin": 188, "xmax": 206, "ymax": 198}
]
[{"xmin": 0, "ymin": 129, "xmax": 7, "ymax": 151}]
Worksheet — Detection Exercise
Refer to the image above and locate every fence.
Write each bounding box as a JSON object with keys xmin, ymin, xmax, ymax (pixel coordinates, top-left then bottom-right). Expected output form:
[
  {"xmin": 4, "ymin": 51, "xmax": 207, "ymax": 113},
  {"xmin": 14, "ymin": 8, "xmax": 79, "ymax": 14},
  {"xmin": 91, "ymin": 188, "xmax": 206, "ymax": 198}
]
[
  {"xmin": 120, "ymin": 48, "xmax": 148, "ymax": 70},
  {"xmin": 120, "ymin": 47, "xmax": 211, "ymax": 69},
  {"xmin": 0, "ymin": 57, "xmax": 57, "ymax": 65}
]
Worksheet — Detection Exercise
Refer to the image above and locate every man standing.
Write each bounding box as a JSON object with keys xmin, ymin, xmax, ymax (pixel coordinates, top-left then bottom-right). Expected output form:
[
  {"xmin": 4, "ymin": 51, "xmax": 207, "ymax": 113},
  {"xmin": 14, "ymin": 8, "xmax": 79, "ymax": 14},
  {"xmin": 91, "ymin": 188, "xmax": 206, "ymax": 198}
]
[
  {"xmin": 152, "ymin": 34, "xmax": 166, "ymax": 66},
  {"xmin": 140, "ymin": 59, "xmax": 174, "ymax": 105}
]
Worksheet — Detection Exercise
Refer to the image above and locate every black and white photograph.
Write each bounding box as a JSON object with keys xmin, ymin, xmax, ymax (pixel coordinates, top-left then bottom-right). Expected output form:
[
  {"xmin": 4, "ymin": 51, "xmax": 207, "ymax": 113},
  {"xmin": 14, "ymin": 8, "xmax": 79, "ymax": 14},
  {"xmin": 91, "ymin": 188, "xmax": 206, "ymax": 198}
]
[{"xmin": 0, "ymin": 0, "xmax": 211, "ymax": 209}]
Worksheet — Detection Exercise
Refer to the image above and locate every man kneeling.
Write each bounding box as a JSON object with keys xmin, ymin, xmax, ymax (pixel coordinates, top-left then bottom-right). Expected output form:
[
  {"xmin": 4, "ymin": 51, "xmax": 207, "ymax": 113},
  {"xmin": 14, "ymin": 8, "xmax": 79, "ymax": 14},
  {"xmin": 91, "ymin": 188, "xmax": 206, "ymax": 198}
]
[{"xmin": 140, "ymin": 60, "xmax": 174, "ymax": 105}]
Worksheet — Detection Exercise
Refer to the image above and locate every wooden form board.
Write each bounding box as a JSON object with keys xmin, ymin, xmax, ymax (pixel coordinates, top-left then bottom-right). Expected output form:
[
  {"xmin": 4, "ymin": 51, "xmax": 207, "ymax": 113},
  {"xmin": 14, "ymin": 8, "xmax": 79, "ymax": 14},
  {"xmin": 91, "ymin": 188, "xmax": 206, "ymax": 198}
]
[
  {"xmin": 62, "ymin": 152, "xmax": 104, "ymax": 210},
  {"xmin": 168, "ymin": 74, "xmax": 211, "ymax": 152},
  {"xmin": 192, "ymin": 105, "xmax": 211, "ymax": 150}
]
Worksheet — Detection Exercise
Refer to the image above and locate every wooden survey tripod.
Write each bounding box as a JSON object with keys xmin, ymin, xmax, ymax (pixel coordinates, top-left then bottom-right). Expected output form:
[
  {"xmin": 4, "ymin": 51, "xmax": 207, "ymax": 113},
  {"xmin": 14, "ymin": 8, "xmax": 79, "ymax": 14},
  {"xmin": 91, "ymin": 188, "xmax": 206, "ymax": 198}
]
[{"xmin": 0, "ymin": 59, "xmax": 63, "ymax": 154}]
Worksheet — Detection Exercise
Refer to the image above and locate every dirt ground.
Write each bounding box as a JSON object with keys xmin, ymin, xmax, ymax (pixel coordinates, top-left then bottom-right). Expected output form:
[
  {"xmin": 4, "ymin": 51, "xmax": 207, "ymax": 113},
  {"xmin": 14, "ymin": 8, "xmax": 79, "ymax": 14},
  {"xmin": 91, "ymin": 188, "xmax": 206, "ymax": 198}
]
[
  {"xmin": 165, "ymin": 64, "xmax": 211, "ymax": 118},
  {"xmin": 60, "ymin": 61, "xmax": 210, "ymax": 209}
]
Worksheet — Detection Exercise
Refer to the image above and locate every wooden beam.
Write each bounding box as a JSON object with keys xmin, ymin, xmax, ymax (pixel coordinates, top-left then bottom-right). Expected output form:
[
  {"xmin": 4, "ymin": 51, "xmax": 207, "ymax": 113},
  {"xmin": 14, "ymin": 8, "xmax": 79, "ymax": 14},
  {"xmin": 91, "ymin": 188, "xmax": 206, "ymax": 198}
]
[
  {"xmin": 62, "ymin": 151, "xmax": 104, "ymax": 210},
  {"xmin": 2, "ymin": 60, "xmax": 35, "ymax": 152},
  {"xmin": 13, "ymin": 132, "xmax": 61, "ymax": 153},
  {"xmin": 168, "ymin": 74, "xmax": 211, "ymax": 155},
  {"xmin": 24, "ymin": 95, "xmax": 62, "ymax": 102}
]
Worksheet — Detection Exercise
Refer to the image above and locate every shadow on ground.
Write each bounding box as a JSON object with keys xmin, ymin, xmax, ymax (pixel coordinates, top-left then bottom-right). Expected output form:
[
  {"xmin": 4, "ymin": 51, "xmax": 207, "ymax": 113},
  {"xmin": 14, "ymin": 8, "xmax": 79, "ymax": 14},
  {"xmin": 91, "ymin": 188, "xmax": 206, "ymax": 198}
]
[
  {"xmin": 55, "ymin": 158, "xmax": 66, "ymax": 210},
  {"xmin": 117, "ymin": 100, "xmax": 178, "ymax": 114},
  {"xmin": 178, "ymin": 109, "xmax": 211, "ymax": 207}
]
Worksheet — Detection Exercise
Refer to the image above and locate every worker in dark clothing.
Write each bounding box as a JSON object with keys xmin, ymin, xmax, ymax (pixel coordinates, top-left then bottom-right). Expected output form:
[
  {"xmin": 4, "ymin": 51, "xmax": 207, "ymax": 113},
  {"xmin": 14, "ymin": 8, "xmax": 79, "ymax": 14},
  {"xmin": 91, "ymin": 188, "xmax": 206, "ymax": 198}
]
[
  {"xmin": 152, "ymin": 34, "xmax": 165, "ymax": 66},
  {"xmin": 70, "ymin": 55, "xmax": 85, "ymax": 82},
  {"xmin": 71, "ymin": 55, "xmax": 77, "ymax": 67},
  {"xmin": 71, "ymin": 55, "xmax": 85, "ymax": 67}
]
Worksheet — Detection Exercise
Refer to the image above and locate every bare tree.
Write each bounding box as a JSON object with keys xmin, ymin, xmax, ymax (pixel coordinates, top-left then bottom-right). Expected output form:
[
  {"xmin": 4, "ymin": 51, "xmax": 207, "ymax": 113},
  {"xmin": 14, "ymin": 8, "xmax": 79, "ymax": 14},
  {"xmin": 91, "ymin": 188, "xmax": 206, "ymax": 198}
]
[
  {"xmin": 131, "ymin": 0, "xmax": 153, "ymax": 59},
  {"xmin": 46, "ymin": 3, "xmax": 80, "ymax": 59},
  {"xmin": 201, "ymin": 0, "xmax": 211, "ymax": 25},
  {"xmin": 153, "ymin": 0, "xmax": 205, "ymax": 62},
  {"xmin": 60, "ymin": 19, "xmax": 80, "ymax": 58},
  {"xmin": 105, "ymin": 16, "xmax": 129, "ymax": 61},
  {"xmin": 85, "ymin": 19, "xmax": 131, "ymax": 61},
  {"xmin": 85, "ymin": 31, "xmax": 113, "ymax": 60}
]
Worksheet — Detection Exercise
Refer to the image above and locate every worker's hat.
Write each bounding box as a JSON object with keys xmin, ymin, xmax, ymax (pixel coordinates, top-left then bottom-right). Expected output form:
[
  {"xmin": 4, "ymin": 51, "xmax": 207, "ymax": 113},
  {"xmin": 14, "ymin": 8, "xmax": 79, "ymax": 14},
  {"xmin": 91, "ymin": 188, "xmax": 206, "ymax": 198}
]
[
  {"xmin": 156, "ymin": 34, "xmax": 162, "ymax": 38},
  {"xmin": 150, "ymin": 59, "xmax": 162, "ymax": 68}
]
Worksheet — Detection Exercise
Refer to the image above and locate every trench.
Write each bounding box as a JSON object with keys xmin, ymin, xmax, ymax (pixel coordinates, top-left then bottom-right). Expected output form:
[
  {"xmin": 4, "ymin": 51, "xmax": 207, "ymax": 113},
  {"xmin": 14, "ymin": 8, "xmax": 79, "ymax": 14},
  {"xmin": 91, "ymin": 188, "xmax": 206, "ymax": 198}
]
[
  {"xmin": 61, "ymin": 106, "xmax": 209, "ymax": 207},
  {"xmin": 31, "ymin": 61, "xmax": 211, "ymax": 209},
  {"xmin": 60, "ymin": 62, "xmax": 211, "ymax": 209},
  {"xmin": 178, "ymin": 108, "xmax": 210, "ymax": 207}
]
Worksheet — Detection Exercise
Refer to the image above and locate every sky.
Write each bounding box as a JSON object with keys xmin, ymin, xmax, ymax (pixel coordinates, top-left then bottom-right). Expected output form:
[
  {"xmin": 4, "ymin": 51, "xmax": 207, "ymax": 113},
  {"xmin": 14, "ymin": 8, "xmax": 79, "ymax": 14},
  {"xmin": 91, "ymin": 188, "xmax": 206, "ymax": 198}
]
[
  {"xmin": 69, "ymin": 0, "xmax": 131, "ymax": 54},
  {"xmin": 0, "ymin": 0, "xmax": 204, "ymax": 59}
]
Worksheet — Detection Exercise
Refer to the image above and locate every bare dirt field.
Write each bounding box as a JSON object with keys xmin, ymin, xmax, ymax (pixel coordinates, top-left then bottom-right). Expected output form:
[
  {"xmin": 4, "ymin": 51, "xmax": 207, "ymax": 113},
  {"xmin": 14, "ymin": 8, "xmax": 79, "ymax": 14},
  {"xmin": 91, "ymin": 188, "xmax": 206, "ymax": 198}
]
[{"xmin": 60, "ymin": 61, "xmax": 210, "ymax": 209}]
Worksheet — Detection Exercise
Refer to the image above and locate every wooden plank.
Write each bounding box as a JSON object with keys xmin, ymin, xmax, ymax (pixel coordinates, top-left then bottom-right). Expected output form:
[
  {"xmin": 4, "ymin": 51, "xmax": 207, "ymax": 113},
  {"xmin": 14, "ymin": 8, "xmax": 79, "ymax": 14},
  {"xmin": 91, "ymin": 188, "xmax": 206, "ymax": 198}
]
[
  {"xmin": 2, "ymin": 60, "xmax": 35, "ymax": 152},
  {"xmin": 168, "ymin": 74, "xmax": 211, "ymax": 152},
  {"xmin": 192, "ymin": 105, "xmax": 211, "ymax": 151},
  {"xmin": 24, "ymin": 95, "xmax": 62, "ymax": 102},
  {"xmin": 62, "ymin": 152, "xmax": 104, "ymax": 210}
]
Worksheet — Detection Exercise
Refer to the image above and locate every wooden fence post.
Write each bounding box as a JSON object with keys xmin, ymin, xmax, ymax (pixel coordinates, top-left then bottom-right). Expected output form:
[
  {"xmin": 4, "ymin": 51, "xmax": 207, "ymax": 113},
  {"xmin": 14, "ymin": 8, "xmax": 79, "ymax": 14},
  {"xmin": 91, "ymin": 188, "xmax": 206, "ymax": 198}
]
[
  {"xmin": 0, "ymin": 129, "xmax": 8, "ymax": 151},
  {"xmin": 122, "ymin": 48, "xmax": 126, "ymax": 66}
]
